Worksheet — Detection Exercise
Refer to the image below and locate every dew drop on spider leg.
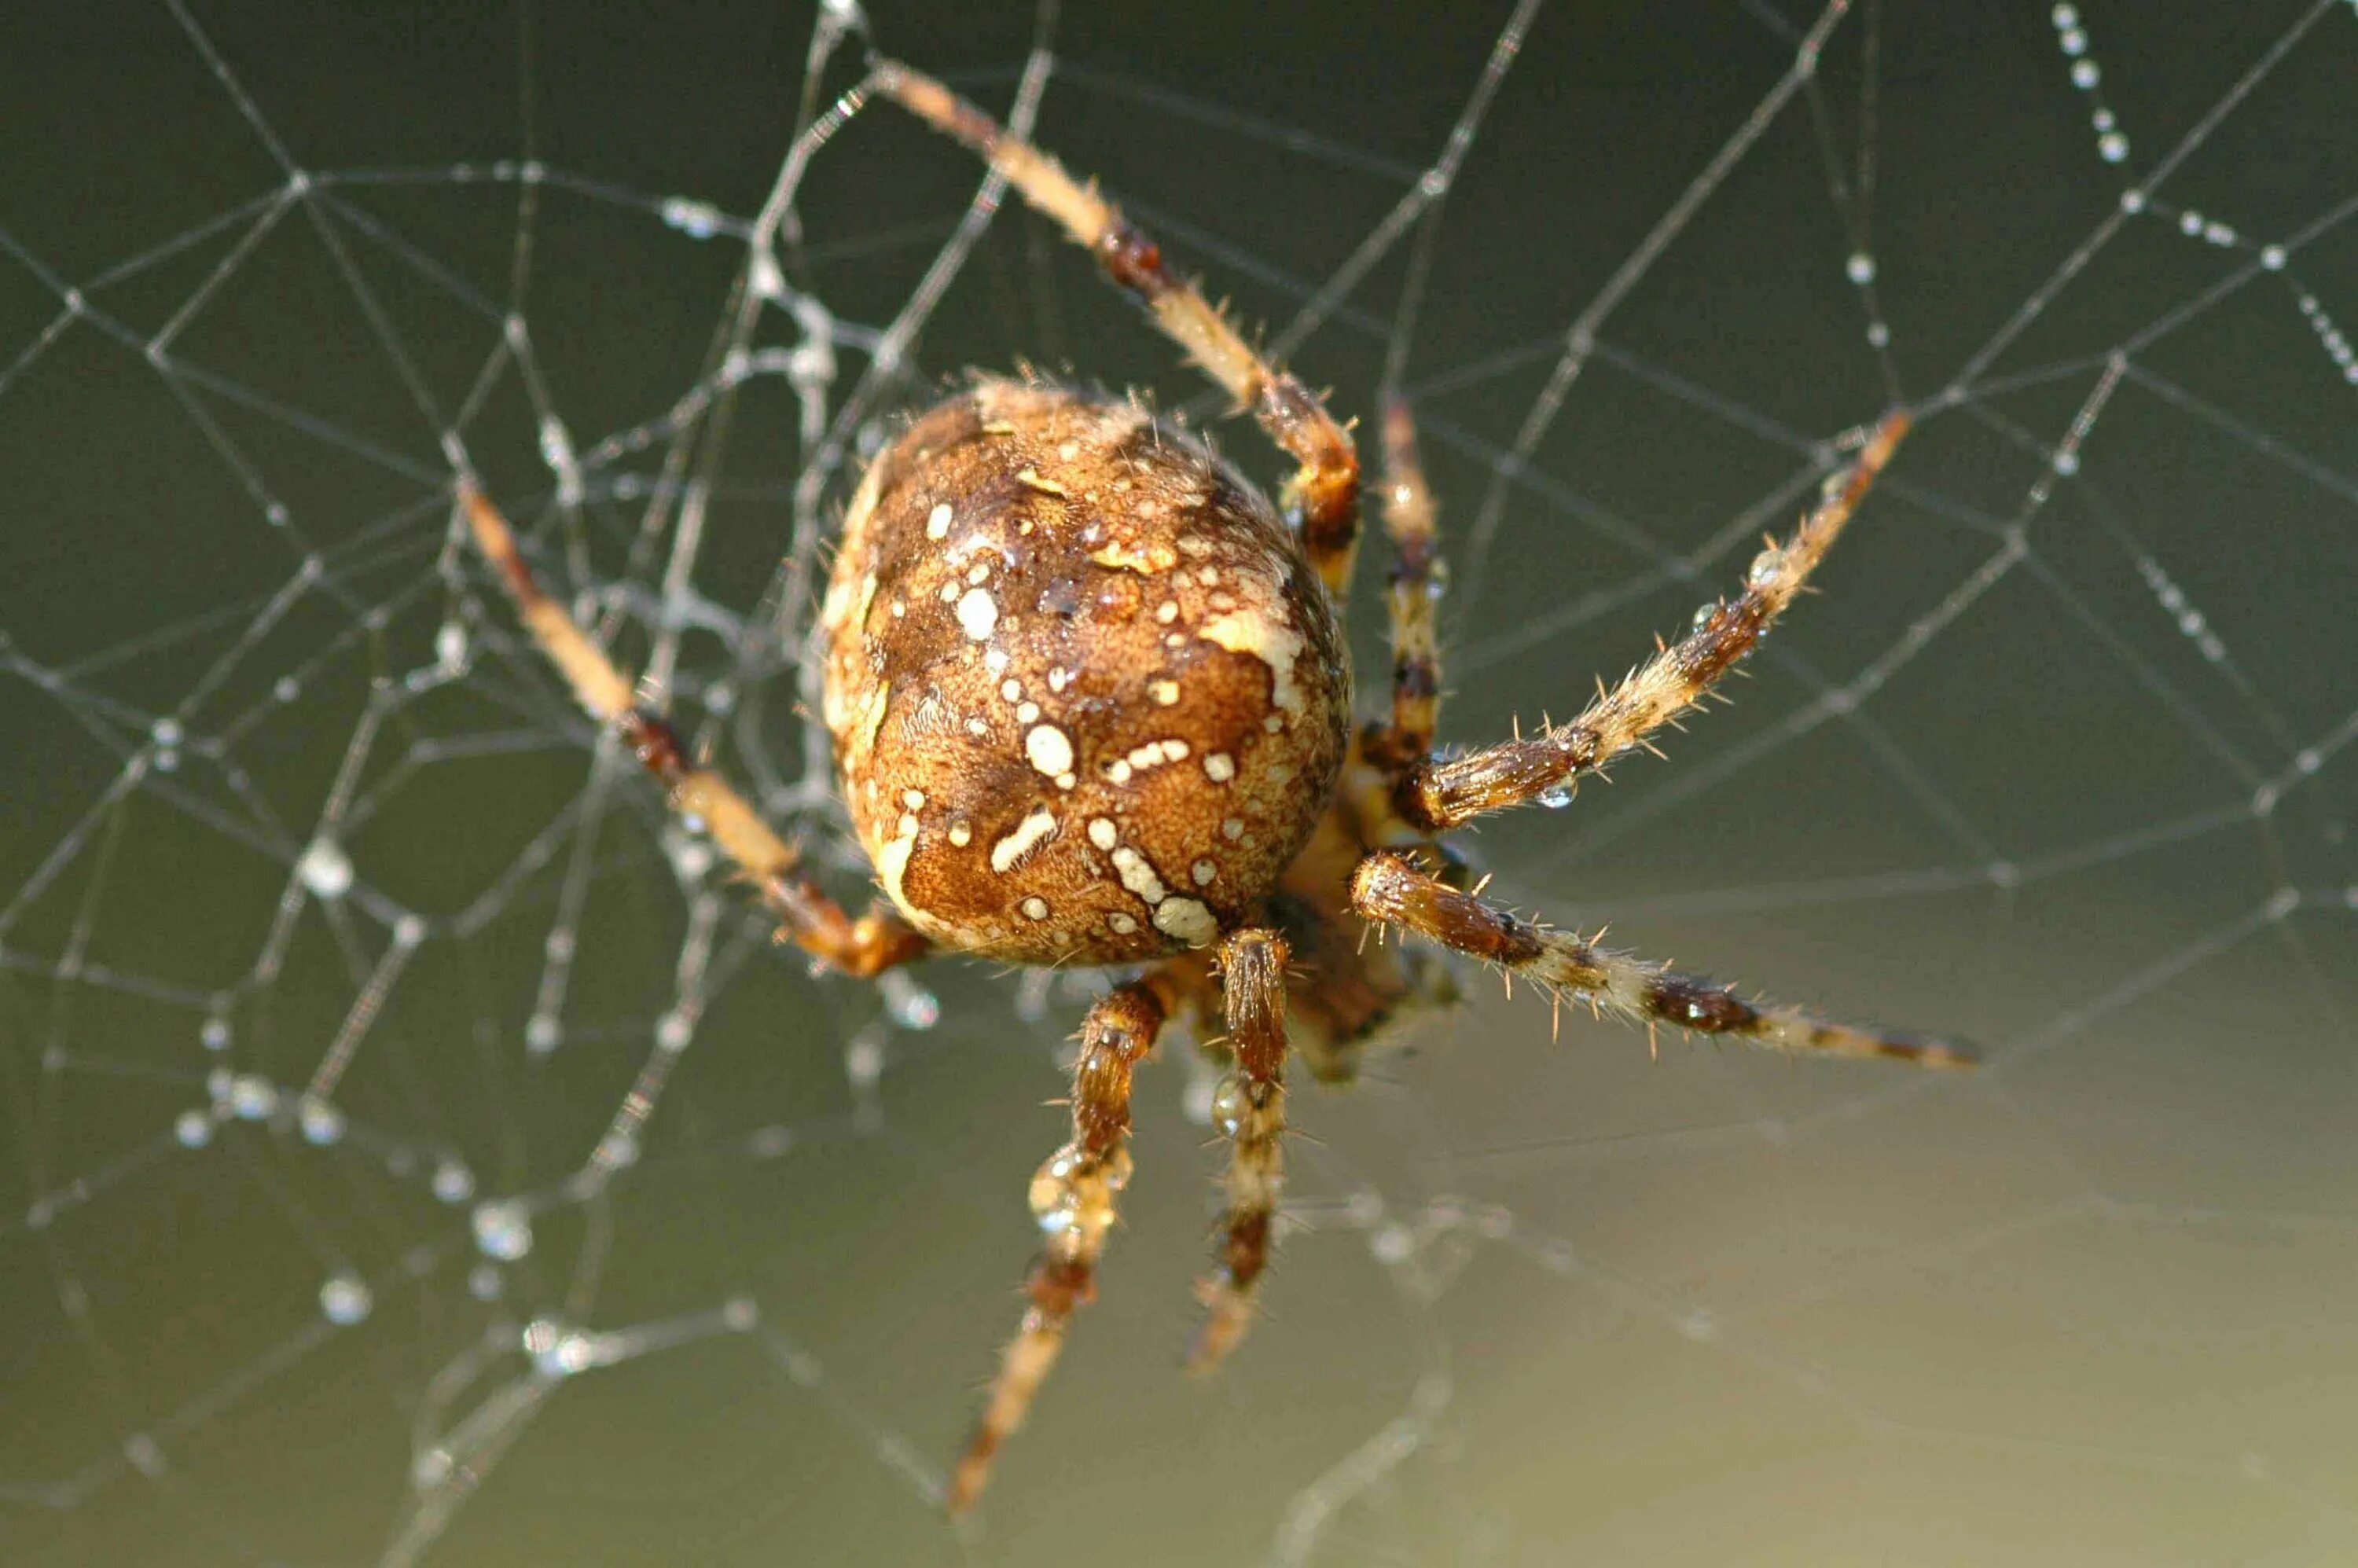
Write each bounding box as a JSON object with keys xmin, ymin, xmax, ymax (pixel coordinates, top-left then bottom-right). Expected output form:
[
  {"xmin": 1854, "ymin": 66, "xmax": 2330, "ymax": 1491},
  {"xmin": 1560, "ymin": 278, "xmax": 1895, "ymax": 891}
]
[
  {"xmin": 1537, "ymin": 785, "xmax": 1574, "ymax": 810},
  {"xmin": 1210, "ymin": 1073, "xmax": 1251, "ymax": 1136}
]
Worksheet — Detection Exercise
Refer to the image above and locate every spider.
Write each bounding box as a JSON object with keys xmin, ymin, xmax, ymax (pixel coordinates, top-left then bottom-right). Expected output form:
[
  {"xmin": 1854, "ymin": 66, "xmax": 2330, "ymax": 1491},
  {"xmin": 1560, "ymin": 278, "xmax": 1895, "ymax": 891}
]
[{"xmin": 459, "ymin": 57, "xmax": 1973, "ymax": 1515}]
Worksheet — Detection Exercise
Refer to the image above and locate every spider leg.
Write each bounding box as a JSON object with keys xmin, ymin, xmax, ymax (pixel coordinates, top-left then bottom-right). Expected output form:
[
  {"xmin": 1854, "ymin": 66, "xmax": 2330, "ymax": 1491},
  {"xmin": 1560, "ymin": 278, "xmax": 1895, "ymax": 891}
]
[
  {"xmin": 1349, "ymin": 851, "xmax": 1973, "ymax": 1069},
  {"xmin": 1391, "ymin": 413, "xmax": 1909, "ymax": 832},
  {"xmin": 1366, "ymin": 396, "xmax": 1444, "ymax": 771},
  {"xmin": 1188, "ymin": 927, "xmax": 1291, "ymax": 1373},
  {"xmin": 461, "ymin": 487, "xmax": 928, "ymax": 977},
  {"xmin": 950, "ymin": 978, "xmax": 1171, "ymax": 1514},
  {"xmin": 869, "ymin": 60, "xmax": 1363, "ymax": 596}
]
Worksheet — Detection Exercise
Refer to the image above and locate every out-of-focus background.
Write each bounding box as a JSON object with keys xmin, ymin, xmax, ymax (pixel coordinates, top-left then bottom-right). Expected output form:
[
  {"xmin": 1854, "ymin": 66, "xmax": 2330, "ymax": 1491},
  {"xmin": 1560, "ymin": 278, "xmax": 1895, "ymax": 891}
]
[{"xmin": 4, "ymin": 2, "xmax": 2355, "ymax": 1563}]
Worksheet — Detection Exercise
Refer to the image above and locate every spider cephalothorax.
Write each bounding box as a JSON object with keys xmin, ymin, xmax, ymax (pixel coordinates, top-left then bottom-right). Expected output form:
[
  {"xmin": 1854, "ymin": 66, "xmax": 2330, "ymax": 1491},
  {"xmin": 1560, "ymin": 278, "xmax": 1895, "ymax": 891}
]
[
  {"xmin": 462, "ymin": 54, "xmax": 1970, "ymax": 1519},
  {"xmin": 818, "ymin": 378, "xmax": 1350, "ymax": 965}
]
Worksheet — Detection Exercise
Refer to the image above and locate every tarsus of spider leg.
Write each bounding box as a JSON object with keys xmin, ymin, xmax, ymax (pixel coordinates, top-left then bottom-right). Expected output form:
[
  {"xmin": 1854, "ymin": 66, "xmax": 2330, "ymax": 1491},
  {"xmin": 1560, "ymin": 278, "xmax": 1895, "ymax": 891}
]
[
  {"xmin": 949, "ymin": 981, "xmax": 1168, "ymax": 1514},
  {"xmin": 1189, "ymin": 928, "xmax": 1292, "ymax": 1373},
  {"xmin": 460, "ymin": 486, "xmax": 926, "ymax": 977},
  {"xmin": 867, "ymin": 58, "xmax": 1362, "ymax": 593},
  {"xmin": 1397, "ymin": 412, "xmax": 1911, "ymax": 832},
  {"xmin": 1348, "ymin": 851, "xmax": 1974, "ymax": 1070}
]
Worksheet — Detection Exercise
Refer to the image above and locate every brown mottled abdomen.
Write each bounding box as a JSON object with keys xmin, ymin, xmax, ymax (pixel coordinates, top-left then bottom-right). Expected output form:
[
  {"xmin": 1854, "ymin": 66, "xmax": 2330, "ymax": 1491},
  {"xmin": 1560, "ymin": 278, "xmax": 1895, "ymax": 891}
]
[{"xmin": 820, "ymin": 379, "xmax": 1350, "ymax": 964}]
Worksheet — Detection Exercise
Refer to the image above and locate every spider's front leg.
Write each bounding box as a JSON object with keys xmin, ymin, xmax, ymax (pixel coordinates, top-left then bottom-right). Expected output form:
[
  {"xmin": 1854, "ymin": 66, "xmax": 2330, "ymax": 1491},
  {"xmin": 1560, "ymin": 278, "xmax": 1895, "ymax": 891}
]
[
  {"xmin": 1350, "ymin": 852, "xmax": 1973, "ymax": 1069},
  {"xmin": 1390, "ymin": 412, "xmax": 1910, "ymax": 832},
  {"xmin": 1189, "ymin": 927, "xmax": 1291, "ymax": 1373},
  {"xmin": 461, "ymin": 487, "xmax": 928, "ymax": 976},
  {"xmin": 949, "ymin": 975, "xmax": 1175, "ymax": 1514},
  {"xmin": 869, "ymin": 60, "xmax": 1363, "ymax": 593}
]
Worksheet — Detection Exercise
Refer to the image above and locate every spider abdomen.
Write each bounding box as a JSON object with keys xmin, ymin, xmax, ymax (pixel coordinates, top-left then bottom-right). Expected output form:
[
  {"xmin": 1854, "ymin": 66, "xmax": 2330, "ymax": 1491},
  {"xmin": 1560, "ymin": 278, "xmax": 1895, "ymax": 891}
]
[{"xmin": 820, "ymin": 379, "xmax": 1350, "ymax": 965}]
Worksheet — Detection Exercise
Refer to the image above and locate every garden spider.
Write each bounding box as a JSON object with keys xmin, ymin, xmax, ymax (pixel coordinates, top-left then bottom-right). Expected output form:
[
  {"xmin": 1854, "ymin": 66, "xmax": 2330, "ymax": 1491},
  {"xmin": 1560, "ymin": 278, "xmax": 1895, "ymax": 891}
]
[{"xmin": 460, "ymin": 57, "xmax": 1972, "ymax": 1514}]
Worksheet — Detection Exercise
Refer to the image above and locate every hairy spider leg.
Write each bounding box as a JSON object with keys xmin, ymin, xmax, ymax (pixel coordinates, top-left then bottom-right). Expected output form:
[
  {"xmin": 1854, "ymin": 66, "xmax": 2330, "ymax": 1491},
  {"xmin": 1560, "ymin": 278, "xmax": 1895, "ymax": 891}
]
[
  {"xmin": 1395, "ymin": 412, "xmax": 1911, "ymax": 832},
  {"xmin": 1350, "ymin": 851, "xmax": 1974, "ymax": 1069},
  {"xmin": 869, "ymin": 59, "xmax": 1364, "ymax": 596},
  {"xmin": 1188, "ymin": 928, "xmax": 1294, "ymax": 1373},
  {"xmin": 950, "ymin": 978, "xmax": 1174, "ymax": 1514},
  {"xmin": 462, "ymin": 487, "xmax": 928, "ymax": 977}
]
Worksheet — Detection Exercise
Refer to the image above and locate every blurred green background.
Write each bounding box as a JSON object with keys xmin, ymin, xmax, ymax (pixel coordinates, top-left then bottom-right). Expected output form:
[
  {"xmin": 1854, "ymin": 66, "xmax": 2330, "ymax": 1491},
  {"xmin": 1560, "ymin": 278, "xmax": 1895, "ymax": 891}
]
[{"xmin": 3, "ymin": 2, "xmax": 2355, "ymax": 1564}]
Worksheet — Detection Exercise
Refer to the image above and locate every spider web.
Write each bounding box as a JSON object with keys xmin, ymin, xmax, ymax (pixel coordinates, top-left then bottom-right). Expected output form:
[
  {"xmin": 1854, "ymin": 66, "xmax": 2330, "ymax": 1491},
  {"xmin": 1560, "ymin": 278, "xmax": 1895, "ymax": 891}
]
[{"xmin": 4, "ymin": 1, "xmax": 2356, "ymax": 1562}]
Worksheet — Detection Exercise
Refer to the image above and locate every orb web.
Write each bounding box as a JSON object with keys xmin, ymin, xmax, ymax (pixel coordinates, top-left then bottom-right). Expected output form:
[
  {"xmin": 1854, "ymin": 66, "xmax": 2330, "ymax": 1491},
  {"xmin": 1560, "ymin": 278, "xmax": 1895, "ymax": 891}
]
[{"xmin": 2, "ymin": 2, "xmax": 2354, "ymax": 1563}]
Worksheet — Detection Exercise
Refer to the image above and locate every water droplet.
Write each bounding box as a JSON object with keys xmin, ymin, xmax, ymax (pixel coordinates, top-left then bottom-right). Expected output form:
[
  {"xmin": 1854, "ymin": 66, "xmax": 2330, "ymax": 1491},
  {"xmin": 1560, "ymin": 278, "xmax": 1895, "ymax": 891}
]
[
  {"xmin": 1537, "ymin": 785, "xmax": 1574, "ymax": 810},
  {"xmin": 1209, "ymin": 1074, "xmax": 1251, "ymax": 1137},
  {"xmin": 881, "ymin": 971, "xmax": 940, "ymax": 1030},
  {"xmin": 320, "ymin": 1274, "xmax": 373, "ymax": 1325},
  {"xmin": 844, "ymin": 1028, "xmax": 886, "ymax": 1088},
  {"xmin": 432, "ymin": 1159, "xmax": 476, "ymax": 1203},
  {"xmin": 659, "ymin": 196, "xmax": 723, "ymax": 241},
  {"xmin": 200, "ymin": 1016, "xmax": 231, "ymax": 1052},
  {"xmin": 2098, "ymin": 130, "xmax": 2129, "ymax": 163},
  {"xmin": 174, "ymin": 1110, "xmax": 213, "ymax": 1148},
  {"xmin": 298, "ymin": 1096, "xmax": 346, "ymax": 1145},
  {"xmin": 472, "ymin": 1199, "xmax": 534, "ymax": 1260},
  {"xmin": 230, "ymin": 1076, "xmax": 278, "ymax": 1120},
  {"xmin": 524, "ymin": 1013, "xmax": 561, "ymax": 1054},
  {"xmin": 297, "ymin": 838, "xmax": 354, "ymax": 899},
  {"xmin": 1844, "ymin": 252, "xmax": 1875, "ymax": 285}
]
